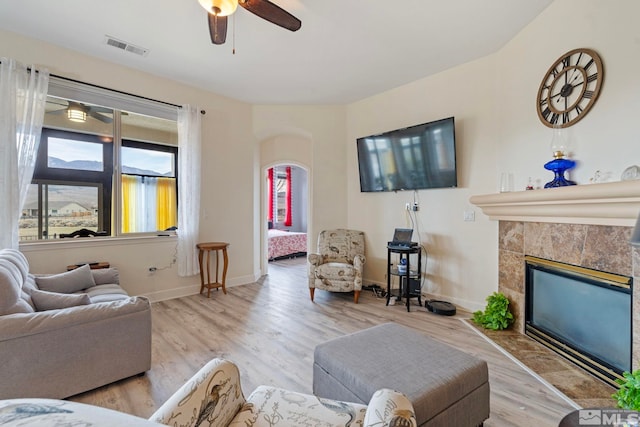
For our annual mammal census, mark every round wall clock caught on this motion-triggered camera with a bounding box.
[536,48,604,128]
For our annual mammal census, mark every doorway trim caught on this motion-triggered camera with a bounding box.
[261,161,311,275]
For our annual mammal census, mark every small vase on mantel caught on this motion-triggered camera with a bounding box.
[544,125,576,188]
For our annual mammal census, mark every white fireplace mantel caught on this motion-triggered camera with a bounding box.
[469,180,640,226]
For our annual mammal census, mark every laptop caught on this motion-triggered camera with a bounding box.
[388,228,417,249]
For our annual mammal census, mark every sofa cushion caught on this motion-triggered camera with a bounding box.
[36,264,96,293]
[84,284,130,303]
[0,249,34,315]
[22,275,37,310]
[0,296,150,341]
[91,268,119,285]
[31,289,91,311]
[230,386,367,427]
[316,262,356,281]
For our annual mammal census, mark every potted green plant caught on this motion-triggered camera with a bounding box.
[472,292,514,330]
[613,369,640,410]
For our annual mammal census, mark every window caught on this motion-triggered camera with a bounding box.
[19,80,178,242]
[267,166,292,227]
[275,169,287,223]
[121,140,177,233]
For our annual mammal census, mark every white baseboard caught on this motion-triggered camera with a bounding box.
[422,292,485,314]
[144,284,200,303]
[142,274,258,303]
[362,278,485,313]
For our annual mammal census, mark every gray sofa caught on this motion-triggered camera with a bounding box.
[0,248,152,399]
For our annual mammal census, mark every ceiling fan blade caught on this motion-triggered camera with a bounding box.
[67,101,85,110]
[47,99,69,107]
[239,0,301,32]
[89,110,113,124]
[91,106,113,114]
[208,13,228,44]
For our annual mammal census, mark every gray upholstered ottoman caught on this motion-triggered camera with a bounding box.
[313,323,489,427]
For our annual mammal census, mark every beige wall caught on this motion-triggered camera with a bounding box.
[3,0,639,311]
[345,0,640,311]
[346,57,499,309]
[496,0,640,187]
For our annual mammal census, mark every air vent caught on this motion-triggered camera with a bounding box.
[104,35,149,57]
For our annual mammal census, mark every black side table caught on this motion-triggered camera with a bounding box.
[386,245,422,312]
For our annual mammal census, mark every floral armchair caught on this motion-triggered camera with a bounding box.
[307,229,366,303]
[150,358,416,427]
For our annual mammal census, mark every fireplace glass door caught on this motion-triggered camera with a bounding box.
[525,256,632,386]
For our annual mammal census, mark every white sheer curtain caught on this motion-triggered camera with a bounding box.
[0,58,49,249]
[177,105,202,276]
[122,175,159,233]
[143,177,158,232]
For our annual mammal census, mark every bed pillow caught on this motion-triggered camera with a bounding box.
[35,264,96,293]
[30,289,91,311]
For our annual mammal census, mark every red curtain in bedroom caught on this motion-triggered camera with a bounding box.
[284,166,292,226]
[267,168,274,222]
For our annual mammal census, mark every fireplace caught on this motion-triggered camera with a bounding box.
[524,255,632,387]
[470,181,640,371]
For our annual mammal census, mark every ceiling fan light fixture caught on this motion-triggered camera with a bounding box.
[67,107,87,123]
[198,0,238,16]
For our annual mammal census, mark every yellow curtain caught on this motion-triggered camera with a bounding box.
[156,177,177,230]
[121,175,137,233]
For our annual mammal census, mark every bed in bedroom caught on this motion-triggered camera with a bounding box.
[268,229,307,261]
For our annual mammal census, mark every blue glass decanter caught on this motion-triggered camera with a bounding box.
[544,156,576,187]
[544,125,576,188]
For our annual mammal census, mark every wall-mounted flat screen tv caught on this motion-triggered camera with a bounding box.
[356,116,457,192]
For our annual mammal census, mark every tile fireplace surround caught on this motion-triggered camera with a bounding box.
[470,180,640,369]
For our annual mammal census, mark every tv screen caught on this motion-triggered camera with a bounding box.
[356,117,457,192]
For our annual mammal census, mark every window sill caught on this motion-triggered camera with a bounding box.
[19,234,177,252]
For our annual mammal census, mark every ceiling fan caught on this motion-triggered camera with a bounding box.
[47,101,113,123]
[198,0,301,45]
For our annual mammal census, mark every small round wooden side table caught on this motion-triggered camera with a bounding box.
[196,242,229,298]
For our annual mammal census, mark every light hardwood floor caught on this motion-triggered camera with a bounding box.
[70,257,577,426]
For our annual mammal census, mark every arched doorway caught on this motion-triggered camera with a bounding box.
[264,164,309,269]
[259,133,312,275]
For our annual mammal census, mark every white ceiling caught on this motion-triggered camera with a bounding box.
[0,0,553,105]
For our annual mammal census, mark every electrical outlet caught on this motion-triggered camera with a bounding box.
[463,211,475,222]
[405,203,411,211]
[411,203,419,212]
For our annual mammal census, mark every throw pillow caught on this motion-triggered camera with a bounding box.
[91,268,119,285]
[35,264,96,293]
[30,289,91,311]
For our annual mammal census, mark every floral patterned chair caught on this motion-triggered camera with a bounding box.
[307,229,366,303]
[150,358,416,427]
